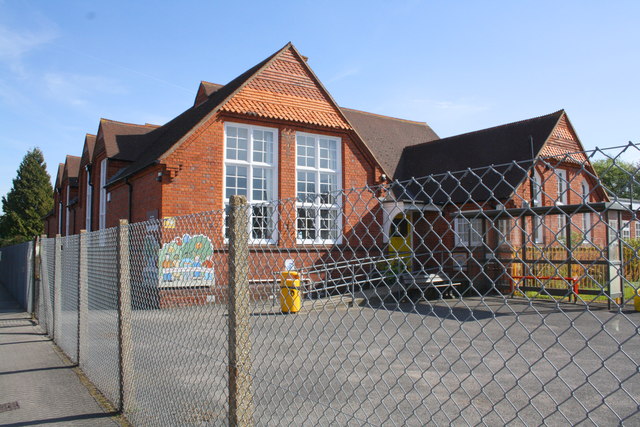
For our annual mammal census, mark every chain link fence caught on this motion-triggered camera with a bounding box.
[33,144,640,425]
[58,234,80,362]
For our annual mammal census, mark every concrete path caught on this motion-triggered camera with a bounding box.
[0,283,121,426]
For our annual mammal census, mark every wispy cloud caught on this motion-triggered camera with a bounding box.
[44,73,127,106]
[328,67,359,83]
[0,23,58,74]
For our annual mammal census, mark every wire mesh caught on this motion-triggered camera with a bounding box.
[82,227,121,408]
[40,237,55,337]
[57,234,80,363]
[31,143,640,425]
[124,214,230,426]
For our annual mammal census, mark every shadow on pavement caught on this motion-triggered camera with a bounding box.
[364,300,512,321]
[0,339,52,346]
[0,411,120,427]
[0,364,78,376]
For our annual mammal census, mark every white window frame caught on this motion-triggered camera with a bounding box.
[455,217,483,247]
[58,200,62,234]
[85,170,92,232]
[636,221,640,239]
[498,218,511,246]
[532,171,543,207]
[223,122,278,244]
[99,159,107,230]
[558,214,567,239]
[295,132,342,245]
[557,169,567,205]
[65,185,70,235]
[533,216,544,244]
[582,180,591,241]
[609,219,618,240]
[622,223,631,240]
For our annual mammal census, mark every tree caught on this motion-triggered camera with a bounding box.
[0,148,53,246]
[592,158,640,199]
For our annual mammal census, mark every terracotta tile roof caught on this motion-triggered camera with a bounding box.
[107,43,301,185]
[396,110,565,203]
[220,49,350,129]
[107,43,431,185]
[341,108,439,177]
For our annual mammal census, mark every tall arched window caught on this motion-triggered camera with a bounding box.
[533,172,544,243]
[582,181,591,240]
[532,172,543,207]
[557,170,567,204]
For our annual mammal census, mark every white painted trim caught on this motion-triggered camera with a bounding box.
[223,122,279,245]
[294,132,343,245]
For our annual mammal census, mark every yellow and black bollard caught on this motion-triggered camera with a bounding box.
[280,271,302,313]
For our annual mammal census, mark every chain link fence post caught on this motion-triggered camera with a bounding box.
[228,195,254,426]
[117,219,135,414]
[77,230,87,365]
[53,234,62,340]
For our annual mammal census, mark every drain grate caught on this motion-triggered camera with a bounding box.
[0,401,20,413]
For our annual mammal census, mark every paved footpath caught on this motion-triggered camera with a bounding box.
[0,283,121,426]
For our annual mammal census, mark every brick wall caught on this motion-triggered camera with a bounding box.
[159,112,382,247]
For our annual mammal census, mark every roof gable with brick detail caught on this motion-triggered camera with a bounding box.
[539,114,588,164]
[108,42,387,185]
[220,47,351,130]
[396,110,607,204]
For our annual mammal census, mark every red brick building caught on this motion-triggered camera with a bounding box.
[43,42,624,304]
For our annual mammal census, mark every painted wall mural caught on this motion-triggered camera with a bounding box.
[158,234,215,287]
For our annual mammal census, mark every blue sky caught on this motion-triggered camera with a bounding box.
[1,1,639,207]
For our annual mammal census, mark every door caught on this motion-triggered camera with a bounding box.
[389,213,412,271]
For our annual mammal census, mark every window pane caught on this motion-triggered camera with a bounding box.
[320,173,337,204]
[297,208,316,240]
[224,204,230,239]
[533,173,542,206]
[252,168,273,201]
[471,218,483,246]
[297,135,315,167]
[455,218,470,246]
[498,219,510,244]
[533,217,543,244]
[319,208,339,240]
[297,171,316,203]
[558,215,567,239]
[253,129,274,164]
[319,138,337,170]
[252,204,274,240]
[557,170,567,204]
[226,126,248,161]
[225,165,247,199]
